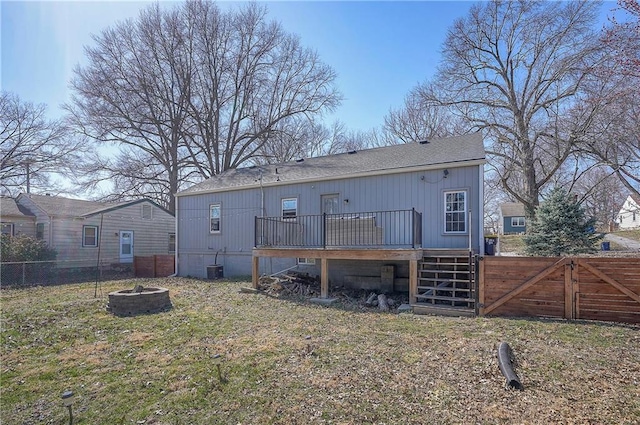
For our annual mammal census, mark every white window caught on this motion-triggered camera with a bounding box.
[83,226,98,247]
[297,258,316,265]
[210,204,221,233]
[1,223,14,236]
[511,217,525,227]
[282,198,298,219]
[444,191,467,233]
[142,204,152,220]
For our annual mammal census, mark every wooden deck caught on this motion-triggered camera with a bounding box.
[252,247,477,317]
[252,247,423,299]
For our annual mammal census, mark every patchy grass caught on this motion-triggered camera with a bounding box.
[2,278,639,424]
[498,234,526,254]
[613,229,640,243]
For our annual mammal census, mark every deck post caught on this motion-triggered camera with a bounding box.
[411,208,415,248]
[409,258,418,304]
[252,255,259,289]
[321,257,329,298]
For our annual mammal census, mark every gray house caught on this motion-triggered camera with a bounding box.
[176,133,486,314]
[0,197,36,238]
[5,194,176,269]
[498,202,527,234]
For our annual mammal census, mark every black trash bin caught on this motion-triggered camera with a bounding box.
[484,236,498,256]
[207,265,224,279]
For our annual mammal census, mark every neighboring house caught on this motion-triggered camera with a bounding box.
[3,194,175,268]
[498,202,526,234]
[176,133,486,313]
[617,194,640,229]
[0,197,36,238]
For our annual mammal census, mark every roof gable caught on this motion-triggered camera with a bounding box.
[179,133,485,196]
[0,197,35,217]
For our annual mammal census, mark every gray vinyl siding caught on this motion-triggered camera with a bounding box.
[177,164,482,278]
[502,216,527,234]
[12,199,174,268]
[0,216,36,238]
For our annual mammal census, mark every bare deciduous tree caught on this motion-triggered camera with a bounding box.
[382,87,466,145]
[67,0,340,212]
[419,1,604,220]
[572,167,628,230]
[67,3,194,212]
[1,92,84,196]
[574,1,640,198]
[605,0,640,78]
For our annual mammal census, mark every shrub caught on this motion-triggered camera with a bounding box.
[524,188,603,256]
[1,234,57,286]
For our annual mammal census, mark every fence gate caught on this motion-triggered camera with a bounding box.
[479,257,640,324]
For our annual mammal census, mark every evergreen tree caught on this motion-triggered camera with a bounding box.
[524,188,603,256]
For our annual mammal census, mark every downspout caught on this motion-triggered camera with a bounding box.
[174,193,179,277]
[94,213,104,297]
[478,164,485,255]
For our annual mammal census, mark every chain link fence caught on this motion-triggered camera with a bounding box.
[0,257,135,287]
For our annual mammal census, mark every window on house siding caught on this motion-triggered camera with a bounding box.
[444,191,467,233]
[282,198,298,219]
[83,226,98,247]
[168,233,176,253]
[297,257,316,265]
[511,217,525,227]
[1,223,14,236]
[36,223,44,239]
[210,204,221,233]
[142,204,152,220]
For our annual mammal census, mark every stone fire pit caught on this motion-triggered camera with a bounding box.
[107,285,172,316]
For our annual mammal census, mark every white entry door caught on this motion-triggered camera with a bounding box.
[119,230,134,263]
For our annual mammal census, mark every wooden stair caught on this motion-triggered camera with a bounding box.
[412,251,476,316]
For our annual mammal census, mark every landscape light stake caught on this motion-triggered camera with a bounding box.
[62,390,74,425]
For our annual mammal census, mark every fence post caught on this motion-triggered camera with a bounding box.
[22,262,26,286]
[564,260,575,320]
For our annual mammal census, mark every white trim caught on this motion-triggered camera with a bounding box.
[176,159,487,197]
[82,225,99,247]
[209,203,221,233]
[297,257,316,265]
[443,190,468,234]
[282,197,298,219]
[119,230,134,263]
[511,217,525,227]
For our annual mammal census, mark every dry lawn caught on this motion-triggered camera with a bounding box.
[1,278,639,424]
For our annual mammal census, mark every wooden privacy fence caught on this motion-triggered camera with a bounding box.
[478,257,640,324]
[134,255,175,278]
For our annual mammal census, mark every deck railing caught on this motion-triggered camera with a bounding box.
[255,209,422,249]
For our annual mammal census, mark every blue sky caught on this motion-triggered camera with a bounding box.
[0,1,618,133]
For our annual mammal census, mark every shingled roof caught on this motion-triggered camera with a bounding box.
[178,132,485,196]
[19,194,115,217]
[500,202,525,217]
[16,194,173,218]
[0,197,35,217]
